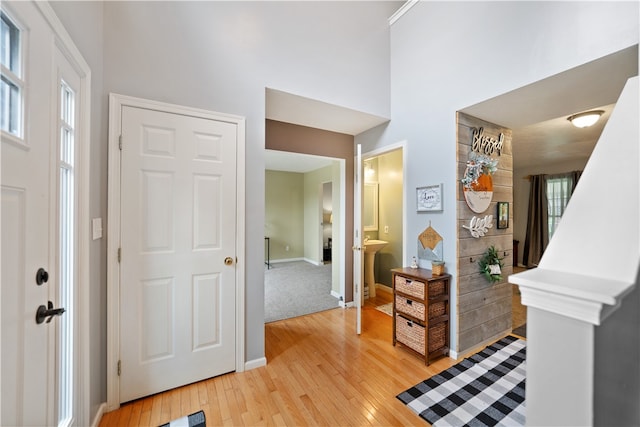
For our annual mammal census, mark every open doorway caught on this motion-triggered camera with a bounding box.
[361,145,405,320]
[264,149,345,322]
[457,45,637,344]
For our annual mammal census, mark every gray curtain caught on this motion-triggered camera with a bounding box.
[523,174,548,267]
[522,171,582,267]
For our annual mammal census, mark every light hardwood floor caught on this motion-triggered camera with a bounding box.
[99,289,460,426]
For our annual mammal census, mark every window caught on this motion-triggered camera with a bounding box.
[546,176,573,238]
[58,80,75,427]
[1,11,23,137]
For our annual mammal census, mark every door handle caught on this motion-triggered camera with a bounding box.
[224,257,234,266]
[36,301,66,324]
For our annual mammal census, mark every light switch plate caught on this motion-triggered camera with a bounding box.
[92,218,103,240]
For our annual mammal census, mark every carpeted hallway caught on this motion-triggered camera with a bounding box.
[264,261,340,323]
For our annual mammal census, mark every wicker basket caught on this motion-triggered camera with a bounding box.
[428,280,445,298]
[395,295,425,321]
[395,276,425,299]
[428,322,447,353]
[432,262,445,276]
[428,301,446,319]
[395,314,425,355]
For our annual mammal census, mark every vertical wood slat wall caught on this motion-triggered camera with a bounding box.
[456,112,514,354]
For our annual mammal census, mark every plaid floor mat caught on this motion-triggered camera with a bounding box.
[397,335,526,426]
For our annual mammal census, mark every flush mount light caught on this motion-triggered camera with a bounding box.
[567,110,604,128]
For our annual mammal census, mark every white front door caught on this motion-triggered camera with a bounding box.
[118,103,238,403]
[2,2,88,426]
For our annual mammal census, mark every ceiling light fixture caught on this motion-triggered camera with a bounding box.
[567,110,604,128]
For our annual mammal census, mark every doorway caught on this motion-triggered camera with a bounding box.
[264,150,344,322]
[361,145,405,319]
[457,45,637,346]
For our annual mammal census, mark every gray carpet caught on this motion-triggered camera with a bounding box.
[265,261,340,323]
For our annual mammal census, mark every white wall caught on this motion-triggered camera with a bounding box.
[357,0,639,353]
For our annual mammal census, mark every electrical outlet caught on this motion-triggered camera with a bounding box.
[285,245,290,251]
[384,225,389,233]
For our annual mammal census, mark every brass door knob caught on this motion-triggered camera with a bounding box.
[224,257,234,266]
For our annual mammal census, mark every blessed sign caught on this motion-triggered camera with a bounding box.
[471,127,504,156]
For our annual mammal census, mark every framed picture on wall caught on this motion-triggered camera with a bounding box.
[417,184,443,212]
[497,201,509,229]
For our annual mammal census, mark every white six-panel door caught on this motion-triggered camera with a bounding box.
[118,105,238,403]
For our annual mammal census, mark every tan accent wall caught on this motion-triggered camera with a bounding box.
[376,149,403,287]
[456,112,513,354]
[266,119,355,302]
[265,170,305,260]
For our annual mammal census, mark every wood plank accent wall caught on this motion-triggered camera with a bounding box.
[456,112,514,354]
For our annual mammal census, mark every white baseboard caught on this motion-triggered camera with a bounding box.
[268,257,304,264]
[91,402,106,427]
[245,356,267,371]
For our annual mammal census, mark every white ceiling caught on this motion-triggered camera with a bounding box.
[265,45,638,172]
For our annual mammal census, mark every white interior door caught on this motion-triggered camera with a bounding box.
[353,144,363,334]
[118,104,238,403]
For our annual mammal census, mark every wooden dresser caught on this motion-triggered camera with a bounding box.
[391,267,450,365]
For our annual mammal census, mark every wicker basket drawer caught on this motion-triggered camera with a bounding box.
[428,322,447,353]
[395,314,425,355]
[428,301,446,319]
[395,295,425,321]
[395,275,425,299]
[428,280,446,298]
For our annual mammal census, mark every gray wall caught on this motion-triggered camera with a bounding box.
[44,0,640,421]
[594,271,640,426]
[356,0,639,356]
[50,0,396,420]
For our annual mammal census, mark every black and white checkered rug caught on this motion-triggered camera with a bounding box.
[397,335,526,426]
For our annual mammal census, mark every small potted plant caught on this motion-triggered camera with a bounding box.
[478,245,504,283]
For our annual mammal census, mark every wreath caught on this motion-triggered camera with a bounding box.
[478,245,504,283]
[460,152,498,190]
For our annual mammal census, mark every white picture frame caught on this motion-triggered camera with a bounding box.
[417,184,443,212]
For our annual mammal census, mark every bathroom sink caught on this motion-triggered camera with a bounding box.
[364,240,388,253]
[363,240,387,301]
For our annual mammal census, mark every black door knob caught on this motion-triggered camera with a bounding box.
[36,268,49,285]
